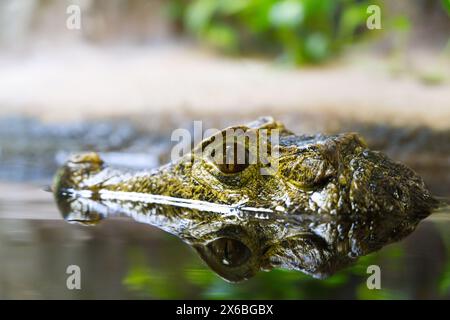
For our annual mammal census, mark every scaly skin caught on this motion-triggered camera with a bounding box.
[54,117,437,217]
[53,117,438,281]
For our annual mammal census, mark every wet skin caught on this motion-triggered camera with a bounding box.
[53,117,438,281]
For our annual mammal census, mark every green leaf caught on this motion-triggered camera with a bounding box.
[185,0,217,33]
[217,0,249,15]
[204,25,238,52]
[304,33,329,62]
[340,4,368,38]
[269,0,304,28]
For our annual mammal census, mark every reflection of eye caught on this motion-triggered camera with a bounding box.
[212,144,250,174]
[207,238,251,267]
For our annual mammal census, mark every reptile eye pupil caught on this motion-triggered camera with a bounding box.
[207,238,251,267]
[214,144,249,174]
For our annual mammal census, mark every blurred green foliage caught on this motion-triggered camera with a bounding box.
[437,221,450,295]
[123,242,419,300]
[167,0,382,65]
[443,0,450,16]
[123,249,184,299]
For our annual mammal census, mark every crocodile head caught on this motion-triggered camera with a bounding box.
[54,117,437,218]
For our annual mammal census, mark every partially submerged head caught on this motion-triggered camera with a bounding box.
[52,117,439,282]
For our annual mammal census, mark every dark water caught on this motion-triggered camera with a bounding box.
[0,115,449,299]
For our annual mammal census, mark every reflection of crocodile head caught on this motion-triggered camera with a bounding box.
[53,117,438,281]
[56,193,431,282]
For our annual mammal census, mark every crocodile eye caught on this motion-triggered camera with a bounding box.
[207,237,251,267]
[213,144,250,174]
